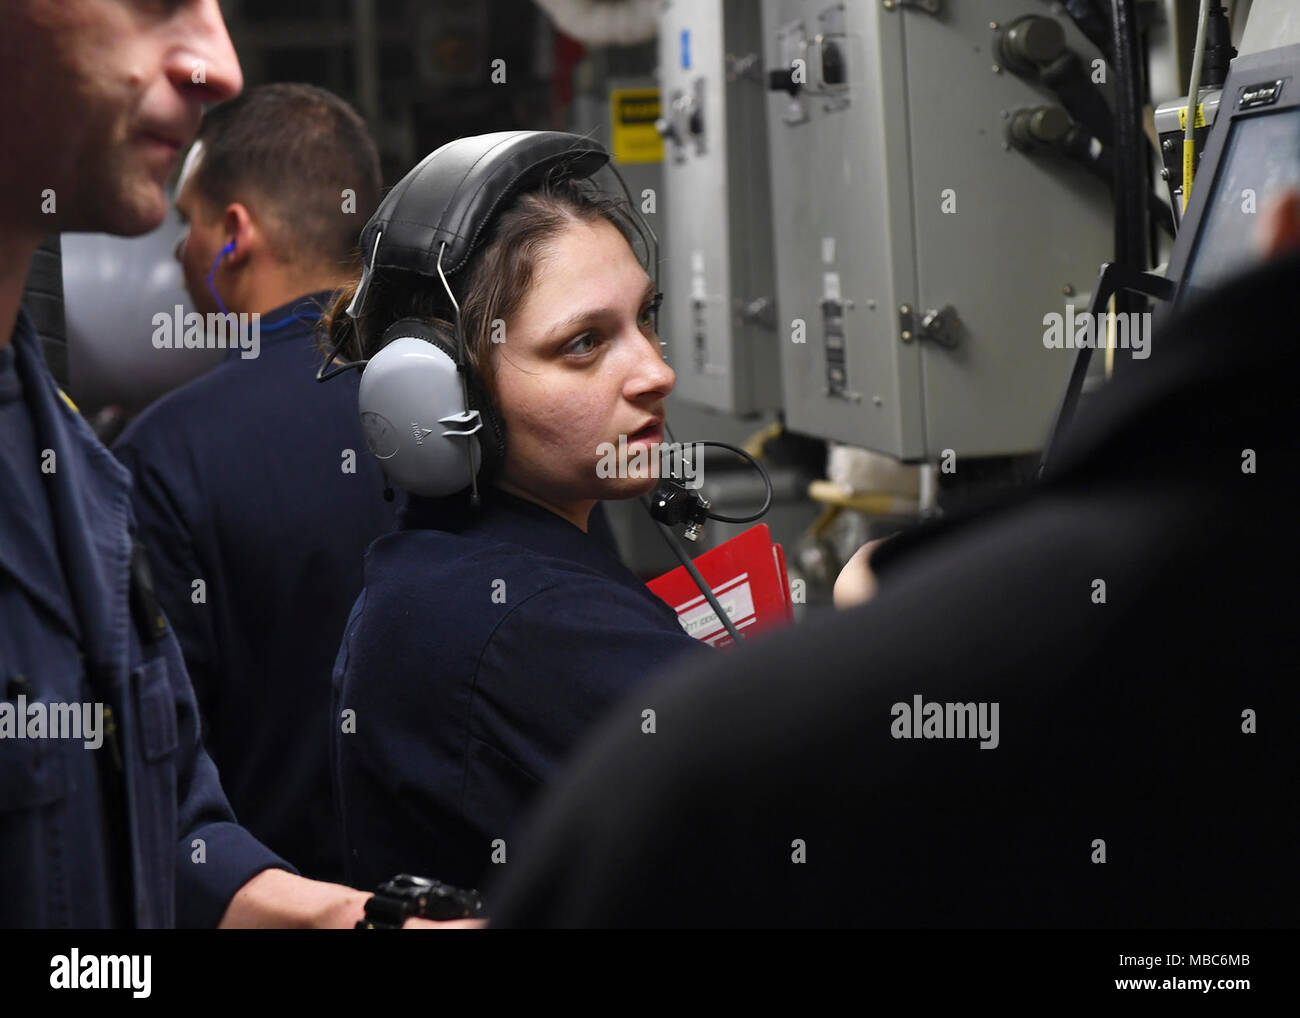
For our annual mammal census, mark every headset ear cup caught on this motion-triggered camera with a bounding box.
[366,315,506,496]
[410,326,506,479]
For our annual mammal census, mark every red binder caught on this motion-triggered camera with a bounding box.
[646,524,794,648]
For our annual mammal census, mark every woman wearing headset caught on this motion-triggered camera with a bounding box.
[322,133,706,896]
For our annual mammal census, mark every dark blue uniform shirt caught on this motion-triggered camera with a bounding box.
[332,487,705,894]
[113,293,396,882]
[0,310,289,927]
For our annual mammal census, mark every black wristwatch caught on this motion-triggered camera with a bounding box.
[355,874,485,928]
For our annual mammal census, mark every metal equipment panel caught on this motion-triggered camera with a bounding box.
[762,0,1113,460]
[657,0,782,415]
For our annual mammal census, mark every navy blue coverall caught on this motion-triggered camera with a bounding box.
[0,311,289,927]
[332,487,704,895]
[113,293,396,882]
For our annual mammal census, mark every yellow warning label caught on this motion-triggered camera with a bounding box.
[1177,103,1208,131]
[610,88,663,164]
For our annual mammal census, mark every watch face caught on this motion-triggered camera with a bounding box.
[365,875,482,923]
[382,875,435,899]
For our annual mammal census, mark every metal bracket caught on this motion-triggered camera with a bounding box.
[883,0,943,14]
[899,303,961,348]
[438,409,483,438]
[1039,263,1176,478]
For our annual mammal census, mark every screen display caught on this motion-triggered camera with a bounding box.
[1179,102,1300,302]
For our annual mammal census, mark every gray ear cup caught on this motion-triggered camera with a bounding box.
[358,332,483,498]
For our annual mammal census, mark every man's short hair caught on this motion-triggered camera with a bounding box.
[191,83,381,272]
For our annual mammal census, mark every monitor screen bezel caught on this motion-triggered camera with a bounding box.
[1165,42,1300,309]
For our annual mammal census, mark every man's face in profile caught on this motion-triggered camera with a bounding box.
[0,0,242,237]
[172,141,226,315]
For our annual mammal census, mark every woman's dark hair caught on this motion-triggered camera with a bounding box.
[318,170,642,401]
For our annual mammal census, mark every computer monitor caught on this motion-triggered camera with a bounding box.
[1041,42,1300,475]
[1168,43,1300,308]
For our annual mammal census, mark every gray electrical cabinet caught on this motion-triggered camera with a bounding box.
[761,0,1114,459]
[657,0,782,415]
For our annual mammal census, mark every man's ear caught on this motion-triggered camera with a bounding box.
[1256,189,1300,260]
[220,202,257,265]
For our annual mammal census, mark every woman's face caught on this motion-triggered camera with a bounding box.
[492,216,676,527]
